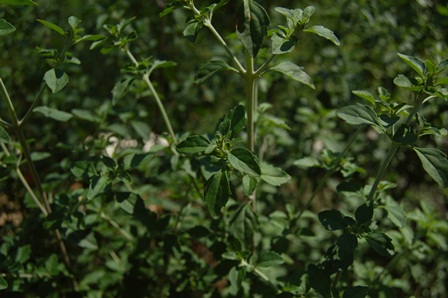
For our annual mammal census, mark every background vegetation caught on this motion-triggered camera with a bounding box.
[0,0,447,297]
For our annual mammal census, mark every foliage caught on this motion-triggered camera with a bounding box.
[0,0,447,297]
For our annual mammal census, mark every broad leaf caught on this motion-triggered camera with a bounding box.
[0,126,11,143]
[177,135,211,154]
[235,0,270,57]
[271,61,315,89]
[37,19,65,35]
[256,251,284,267]
[242,175,257,196]
[397,53,425,78]
[352,90,376,106]
[34,106,73,122]
[260,162,291,186]
[271,33,297,55]
[228,147,261,176]
[230,203,255,250]
[304,25,340,46]
[204,171,231,217]
[0,19,15,36]
[414,147,448,188]
[44,68,69,93]
[393,74,413,88]
[195,60,237,84]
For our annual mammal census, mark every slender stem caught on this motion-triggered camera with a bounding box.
[292,126,363,228]
[0,118,12,128]
[19,82,47,126]
[246,54,256,152]
[125,49,178,145]
[203,18,246,74]
[100,212,134,241]
[255,54,276,76]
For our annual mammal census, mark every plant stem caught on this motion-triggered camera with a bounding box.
[20,82,47,125]
[246,54,256,152]
[125,49,178,145]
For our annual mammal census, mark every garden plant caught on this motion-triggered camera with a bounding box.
[0,0,447,297]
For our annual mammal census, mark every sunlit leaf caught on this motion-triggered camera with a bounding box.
[44,68,69,93]
[304,25,340,46]
[271,61,315,89]
[34,106,73,122]
[398,53,425,78]
[37,19,65,35]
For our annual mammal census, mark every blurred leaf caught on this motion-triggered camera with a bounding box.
[271,61,315,89]
[414,147,448,188]
[228,147,261,176]
[366,232,394,256]
[308,264,331,297]
[187,226,210,238]
[398,53,425,77]
[343,286,369,298]
[0,0,37,4]
[337,104,382,129]
[15,245,31,263]
[112,78,133,105]
[336,233,358,259]
[177,135,211,154]
[0,19,15,36]
[393,125,418,145]
[37,19,65,35]
[257,251,284,267]
[352,90,376,106]
[394,74,413,88]
[204,171,231,218]
[355,203,373,224]
[44,68,69,93]
[230,203,255,250]
[242,175,257,196]
[235,0,270,57]
[0,126,11,142]
[183,20,202,42]
[0,276,7,290]
[229,266,246,294]
[195,60,237,84]
[385,197,406,228]
[34,106,73,121]
[304,25,340,45]
[260,162,290,186]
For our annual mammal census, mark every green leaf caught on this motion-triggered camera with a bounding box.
[87,176,111,200]
[194,60,237,84]
[229,266,246,294]
[228,147,261,176]
[0,276,7,290]
[352,90,376,106]
[355,203,373,224]
[336,233,358,259]
[366,232,394,256]
[34,106,73,122]
[229,104,246,138]
[242,175,257,196]
[414,147,448,188]
[177,135,211,154]
[183,20,203,43]
[37,19,65,35]
[397,53,425,78]
[260,162,291,186]
[393,125,418,145]
[394,74,413,88]
[0,19,15,36]
[15,245,31,263]
[0,0,37,5]
[271,32,298,55]
[44,68,69,93]
[343,286,369,298]
[230,203,256,250]
[384,197,406,228]
[304,25,340,46]
[270,61,315,89]
[204,171,231,218]
[308,264,331,297]
[257,251,284,267]
[235,0,270,57]
[112,78,133,105]
[318,209,347,230]
[336,104,382,129]
[0,126,11,143]
[122,152,155,170]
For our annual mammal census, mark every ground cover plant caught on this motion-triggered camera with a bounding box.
[0,0,447,297]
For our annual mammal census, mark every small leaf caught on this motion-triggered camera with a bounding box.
[0,19,15,36]
[414,147,448,188]
[256,251,284,267]
[271,32,297,55]
[336,104,382,129]
[384,197,406,228]
[112,78,133,105]
[343,286,369,298]
[308,264,331,297]
[242,175,257,196]
[177,135,211,154]
[37,19,65,35]
[0,0,37,5]
[260,162,291,186]
[355,203,373,224]
[352,90,376,106]
[397,53,425,78]
[34,106,73,122]
[394,74,413,88]
[228,147,261,176]
[0,276,7,290]
[230,203,256,250]
[229,266,246,294]
[318,209,347,230]
[229,104,246,138]
[393,125,418,145]
[44,68,69,93]
[0,126,11,143]
[195,60,237,84]
[271,61,315,89]
[183,20,203,42]
[336,233,358,259]
[304,25,340,46]
[366,232,394,256]
[235,0,270,57]
[204,171,231,218]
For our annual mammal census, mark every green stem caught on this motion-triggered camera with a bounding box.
[0,118,11,128]
[125,49,178,145]
[246,53,256,152]
[20,82,47,126]
[255,54,276,76]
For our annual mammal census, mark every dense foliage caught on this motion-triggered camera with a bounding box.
[1,0,447,297]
